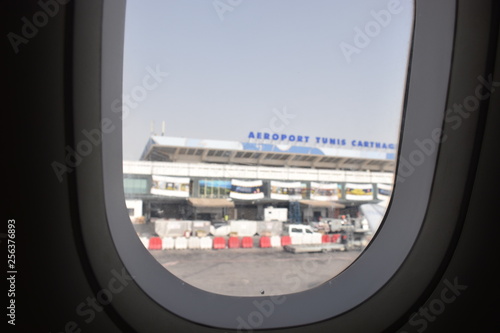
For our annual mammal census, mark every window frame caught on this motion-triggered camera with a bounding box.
[70,0,490,331]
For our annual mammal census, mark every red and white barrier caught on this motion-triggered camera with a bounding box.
[281,236,292,246]
[213,237,226,249]
[331,233,341,243]
[141,234,337,250]
[260,236,271,248]
[242,237,253,248]
[148,237,162,250]
[228,236,240,249]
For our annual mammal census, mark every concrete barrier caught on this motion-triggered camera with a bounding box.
[229,220,257,237]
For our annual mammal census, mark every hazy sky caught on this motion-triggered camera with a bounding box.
[122,0,414,160]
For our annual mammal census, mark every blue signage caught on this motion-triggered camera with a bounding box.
[248,131,396,150]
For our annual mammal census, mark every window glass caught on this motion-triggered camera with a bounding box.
[123,0,414,296]
[124,178,148,194]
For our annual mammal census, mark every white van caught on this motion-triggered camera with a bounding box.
[284,224,322,245]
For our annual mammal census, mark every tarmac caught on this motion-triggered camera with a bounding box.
[149,247,362,297]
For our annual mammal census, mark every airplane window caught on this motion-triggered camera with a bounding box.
[122,0,413,298]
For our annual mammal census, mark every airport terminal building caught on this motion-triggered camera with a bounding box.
[124,135,396,224]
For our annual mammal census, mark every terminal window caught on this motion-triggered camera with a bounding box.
[122,0,414,296]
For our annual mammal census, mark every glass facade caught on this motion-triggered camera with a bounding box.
[124,178,148,194]
[199,179,231,198]
[123,176,392,203]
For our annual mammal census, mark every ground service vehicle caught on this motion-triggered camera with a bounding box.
[283,222,359,253]
[283,240,348,254]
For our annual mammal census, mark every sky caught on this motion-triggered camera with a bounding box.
[122,0,414,160]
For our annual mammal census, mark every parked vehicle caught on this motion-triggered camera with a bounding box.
[283,223,320,237]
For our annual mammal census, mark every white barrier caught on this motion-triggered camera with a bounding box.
[139,236,149,248]
[200,237,213,250]
[188,237,201,249]
[174,237,188,250]
[270,236,281,248]
[162,237,175,250]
